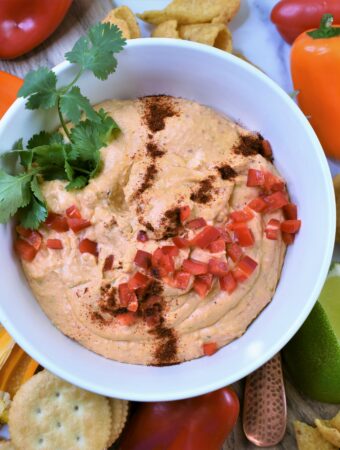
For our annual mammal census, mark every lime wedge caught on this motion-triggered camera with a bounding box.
[283,263,340,403]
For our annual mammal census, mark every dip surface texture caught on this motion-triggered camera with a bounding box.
[22,96,286,365]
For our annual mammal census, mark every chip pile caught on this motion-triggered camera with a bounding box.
[295,412,340,450]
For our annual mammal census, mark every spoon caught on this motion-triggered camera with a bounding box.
[243,353,287,447]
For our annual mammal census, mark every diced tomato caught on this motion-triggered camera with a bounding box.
[247,169,265,187]
[16,225,31,238]
[172,236,190,249]
[186,217,207,230]
[262,140,273,159]
[208,239,226,253]
[232,267,248,282]
[182,259,208,275]
[127,298,139,313]
[67,218,91,233]
[281,220,301,234]
[248,197,267,212]
[283,203,298,220]
[226,221,247,232]
[66,205,81,219]
[234,225,254,247]
[103,255,114,272]
[193,278,210,298]
[202,342,217,356]
[190,226,221,249]
[230,207,254,223]
[236,256,258,279]
[227,243,243,262]
[16,227,42,251]
[46,239,63,249]
[128,272,150,290]
[162,254,175,273]
[161,246,179,257]
[152,248,168,277]
[208,258,229,277]
[45,212,69,232]
[196,273,213,288]
[217,228,232,243]
[282,232,295,245]
[264,192,288,211]
[173,271,191,290]
[79,239,98,256]
[116,312,136,326]
[14,238,37,262]
[219,272,237,294]
[137,230,148,242]
[180,205,191,223]
[118,283,138,307]
[264,172,285,193]
[134,250,152,270]
[265,219,281,240]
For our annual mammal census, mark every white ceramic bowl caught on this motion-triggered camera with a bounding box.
[0,39,335,401]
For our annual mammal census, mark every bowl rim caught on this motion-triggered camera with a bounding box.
[0,38,336,401]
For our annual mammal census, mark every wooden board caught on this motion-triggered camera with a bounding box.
[0,1,338,448]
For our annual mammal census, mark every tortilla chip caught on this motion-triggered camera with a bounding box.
[316,418,340,447]
[179,23,232,52]
[294,421,337,450]
[102,6,141,39]
[152,20,180,38]
[334,174,340,243]
[330,411,340,430]
[138,0,240,26]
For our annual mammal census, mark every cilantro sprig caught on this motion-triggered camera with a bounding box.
[0,23,126,229]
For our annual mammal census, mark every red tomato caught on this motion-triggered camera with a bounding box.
[281,219,301,234]
[180,205,191,222]
[196,273,213,287]
[128,272,150,290]
[116,312,137,326]
[79,239,98,256]
[248,197,267,212]
[190,226,221,249]
[45,212,69,232]
[46,239,63,250]
[0,0,72,59]
[67,218,91,233]
[283,203,298,220]
[119,387,239,450]
[202,342,218,356]
[161,245,179,257]
[230,207,254,223]
[66,205,81,219]
[16,227,42,251]
[219,272,237,294]
[236,256,258,278]
[118,283,138,307]
[137,230,149,242]
[264,192,289,211]
[186,217,207,230]
[0,71,23,118]
[208,258,229,277]
[265,219,281,240]
[263,172,285,193]
[271,0,340,44]
[134,250,152,270]
[247,169,265,187]
[152,248,175,275]
[14,238,37,261]
[234,225,254,247]
[172,236,190,249]
[173,271,191,290]
[216,228,232,243]
[282,232,295,245]
[227,243,243,262]
[261,140,273,159]
[193,278,210,298]
[182,259,208,275]
[103,255,114,272]
[208,239,226,253]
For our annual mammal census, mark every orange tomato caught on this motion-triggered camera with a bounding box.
[0,71,23,118]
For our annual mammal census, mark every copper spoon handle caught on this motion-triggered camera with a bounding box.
[243,353,287,447]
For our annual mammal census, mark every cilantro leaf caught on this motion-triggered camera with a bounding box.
[19,196,47,229]
[12,139,24,150]
[33,144,69,181]
[0,171,32,224]
[59,86,100,124]
[30,176,44,203]
[65,23,126,80]
[66,176,87,191]
[18,68,58,110]
[27,131,64,149]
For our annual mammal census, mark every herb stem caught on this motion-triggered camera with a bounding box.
[57,98,72,142]
[61,69,84,93]
[70,166,91,174]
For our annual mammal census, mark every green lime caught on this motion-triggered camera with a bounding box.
[283,263,340,403]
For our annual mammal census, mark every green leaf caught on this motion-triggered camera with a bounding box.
[0,171,32,224]
[30,176,44,203]
[18,68,58,110]
[66,176,88,191]
[307,14,340,39]
[27,131,64,149]
[64,160,74,181]
[19,196,48,229]
[65,23,126,80]
[33,144,69,181]
[59,86,100,124]
[12,138,23,150]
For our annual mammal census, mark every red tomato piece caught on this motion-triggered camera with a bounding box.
[186,217,207,230]
[196,273,214,288]
[172,236,190,249]
[134,250,152,270]
[248,197,268,212]
[230,207,254,223]
[217,228,232,243]
[180,205,191,223]
[264,192,289,211]
[227,243,243,262]
[103,255,114,272]
[190,226,221,249]
[219,272,237,294]
[282,232,295,245]
[127,298,139,313]
[173,271,191,290]
[208,239,226,253]
[208,258,229,277]
[234,225,254,247]
[66,205,82,219]
[116,312,137,326]
[67,218,91,233]
[202,342,218,356]
[232,267,248,282]
[118,283,138,307]
[128,272,150,290]
[137,230,149,242]
[45,212,69,232]
[46,239,63,250]
[237,256,258,278]
[79,239,98,256]
[16,225,31,238]
[264,172,285,193]
[14,238,37,262]
[265,218,281,240]
[16,227,42,251]
[161,245,179,257]
[283,203,298,220]
[281,219,301,234]
[247,168,265,187]
[262,140,273,159]
[182,259,208,275]
[193,278,210,298]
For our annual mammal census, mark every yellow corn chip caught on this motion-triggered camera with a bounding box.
[152,20,180,38]
[138,0,240,26]
[102,11,131,39]
[316,418,340,448]
[179,23,232,52]
[330,411,340,430]
[294,421,337,450]
[102,6,141,39]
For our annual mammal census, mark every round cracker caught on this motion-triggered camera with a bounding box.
[106,398,129,447]
[9,370,111,450]
[0,442,17,450]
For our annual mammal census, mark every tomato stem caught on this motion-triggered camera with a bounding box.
[307,13,340,39]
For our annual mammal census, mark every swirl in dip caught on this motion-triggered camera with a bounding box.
[20,95,291,365]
